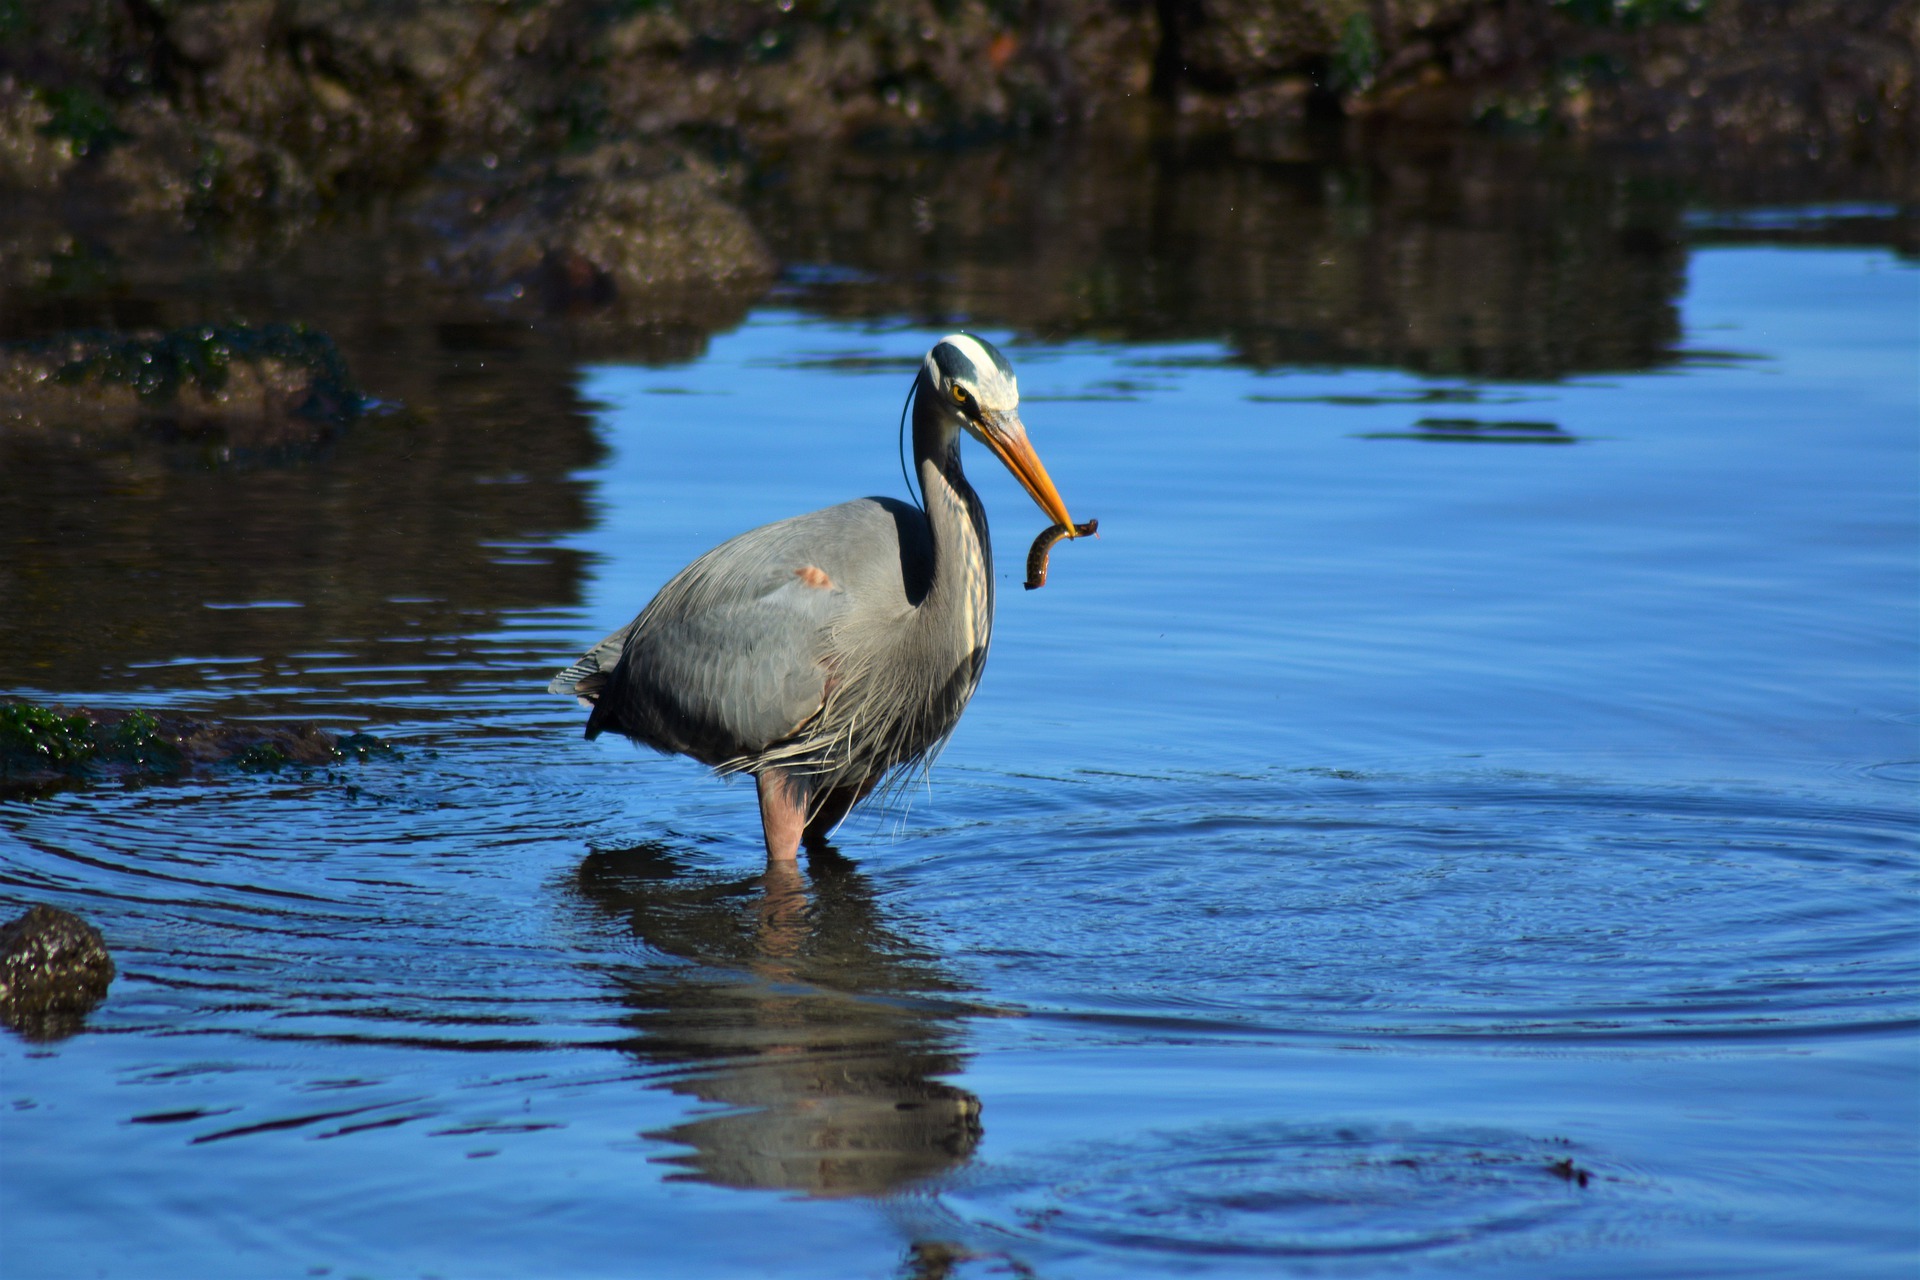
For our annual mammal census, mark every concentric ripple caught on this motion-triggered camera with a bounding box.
[0,724,629,1051]
[930,1122,1624,1266]
[905,768,1920,1047]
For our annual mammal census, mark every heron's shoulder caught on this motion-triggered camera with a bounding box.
[797,497,933,586]
[723,497,927,563]
[768,495,923,538]
[657,497,921,599]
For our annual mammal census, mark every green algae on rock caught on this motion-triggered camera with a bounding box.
[0,700,382,792]
[0,703,100,772]
[0,323,365,445]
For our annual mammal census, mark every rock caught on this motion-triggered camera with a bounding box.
[96,108,318,224]
[0,701,378,794]
[0,76,82,189]
[2,0,1909,189]
[429,148,776,320]
[0,324,365,451]
[0,904,115,1040]
[1346,0,1916,160]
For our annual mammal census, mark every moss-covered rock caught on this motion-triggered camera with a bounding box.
[0,703,98,772]
[0,700,380,792]
[97,109,318,223]
[102,711,185,772]
[1342,0,1912,161]
[0,76,84,189]
[0,323,365,446]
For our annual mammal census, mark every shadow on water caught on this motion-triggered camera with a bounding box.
[572,842,983,1197]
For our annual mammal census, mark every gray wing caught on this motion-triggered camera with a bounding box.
[551,497,925,768]
[547,625,631,703]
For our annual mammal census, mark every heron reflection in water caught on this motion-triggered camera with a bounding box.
[551,334,1085,860]
[574,844,983,1196]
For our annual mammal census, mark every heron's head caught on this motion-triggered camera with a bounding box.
[922,333,1074,529]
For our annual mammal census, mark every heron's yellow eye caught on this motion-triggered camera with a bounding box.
[950,384,968,404]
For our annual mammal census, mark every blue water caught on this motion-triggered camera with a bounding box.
[2,244,1915,1277]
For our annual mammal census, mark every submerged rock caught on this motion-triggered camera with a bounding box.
[0,324,365,450]
[0,701,385,793]
[0,903,115,1040]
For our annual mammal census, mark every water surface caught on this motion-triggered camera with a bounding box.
[2,163,1915,1278]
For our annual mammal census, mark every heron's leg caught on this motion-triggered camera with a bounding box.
[756,768,807,863]
[802,777,878,851]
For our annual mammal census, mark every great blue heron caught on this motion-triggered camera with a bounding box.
[550,333,1084,861]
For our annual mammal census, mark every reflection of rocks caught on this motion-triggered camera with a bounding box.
[0,378,595,697]
[0,140,755,710]
[0,903,114,1041]
[754,137,1692,378]
[0,127,1905,702]
[575,845,982,1197]
[430,147,776,321]
[0,204,615,696]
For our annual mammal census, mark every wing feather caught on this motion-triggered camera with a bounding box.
[551,498,920,769]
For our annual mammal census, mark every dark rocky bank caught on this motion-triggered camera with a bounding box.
[0,1,1908,321]
[3,1,1909,182]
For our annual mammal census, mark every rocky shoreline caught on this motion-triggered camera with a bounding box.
[2,2,1908,337]
[0,2,1907,454]
[5,2,1909,188]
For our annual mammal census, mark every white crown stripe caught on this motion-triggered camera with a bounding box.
[930,333,1019,411]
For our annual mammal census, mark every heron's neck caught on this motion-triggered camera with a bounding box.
[912,396,994,631]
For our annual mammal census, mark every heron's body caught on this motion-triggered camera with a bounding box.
[551,334,1079,861]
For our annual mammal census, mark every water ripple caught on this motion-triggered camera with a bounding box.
[901,770,1920,1048]
[921,1121,1636,1269]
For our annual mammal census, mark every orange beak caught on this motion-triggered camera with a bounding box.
[976,410,1076,532]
